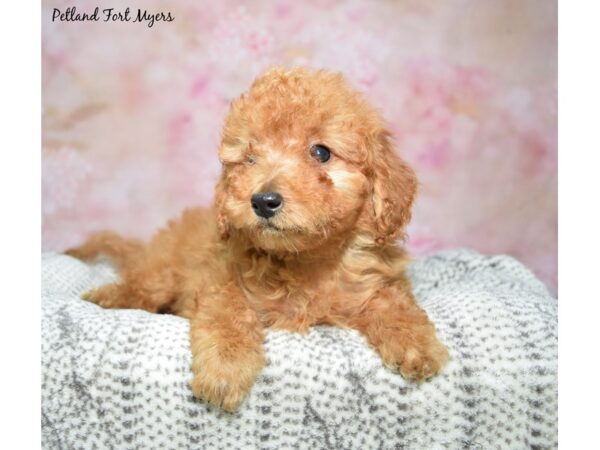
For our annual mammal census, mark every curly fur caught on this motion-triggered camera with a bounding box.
[67,67,449,412]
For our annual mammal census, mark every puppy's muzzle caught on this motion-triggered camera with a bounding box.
[251,192,283,219]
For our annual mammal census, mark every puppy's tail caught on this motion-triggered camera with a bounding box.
[65,231,143,270]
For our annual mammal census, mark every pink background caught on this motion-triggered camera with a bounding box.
[42,0,557,295]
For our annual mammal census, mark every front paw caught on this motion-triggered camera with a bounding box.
[190,350,265,412]
[82,284,122,308]
[380,329,450,381]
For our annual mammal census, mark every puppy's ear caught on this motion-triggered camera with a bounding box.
[214,175,230,241]
[365,129,417,245]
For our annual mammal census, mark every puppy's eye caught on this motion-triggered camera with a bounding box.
[310,144,331,163]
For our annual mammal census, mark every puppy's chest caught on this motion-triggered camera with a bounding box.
[238,264,374,329]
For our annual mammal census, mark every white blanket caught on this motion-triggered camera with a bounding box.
[41,249,557,449]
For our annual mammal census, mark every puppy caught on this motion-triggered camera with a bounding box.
[67,67,449,412]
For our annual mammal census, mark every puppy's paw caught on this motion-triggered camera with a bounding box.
[381,330,449,381]
[190,351,264,412]
[398,339,449,381]
[82,284,122,309]
[64,247,90,261]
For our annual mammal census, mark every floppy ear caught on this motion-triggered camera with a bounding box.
[214,174,231,241]
[365,129,417,245]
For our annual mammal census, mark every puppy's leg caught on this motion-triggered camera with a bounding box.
[83,264,176,313]
[348,284,449,380]
[189,282,265,412]
[69,232,177,313]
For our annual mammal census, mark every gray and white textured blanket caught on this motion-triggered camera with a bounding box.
[42,250,557,450]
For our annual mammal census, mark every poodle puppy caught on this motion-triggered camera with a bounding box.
[67,67,449,412]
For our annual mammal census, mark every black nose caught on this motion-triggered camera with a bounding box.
[251,192,283,218]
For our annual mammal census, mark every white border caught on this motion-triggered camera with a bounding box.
[0,1,41,448]
[559,0,600,447]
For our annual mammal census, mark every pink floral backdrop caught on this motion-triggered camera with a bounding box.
[42,0,557,294]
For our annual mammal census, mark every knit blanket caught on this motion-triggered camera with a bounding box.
[41,250,557,450]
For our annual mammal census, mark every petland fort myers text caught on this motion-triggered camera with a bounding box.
[52,6,174,28]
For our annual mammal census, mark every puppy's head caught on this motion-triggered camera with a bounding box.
[215,67,417,253]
